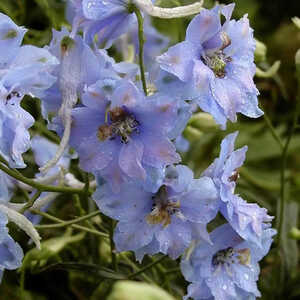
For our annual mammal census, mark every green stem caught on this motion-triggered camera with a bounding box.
[109,219,118,271]
[120,253,154,284]
[263,112,284,150]
[128,255,166,279]
[33,121,61,144]
[20,190,42,214]
[31,209,108,238]
[132,5,148,96]
[277,81,300,243]
[0,162,84,194]
[35,210,101,229]
[83,172,90,201]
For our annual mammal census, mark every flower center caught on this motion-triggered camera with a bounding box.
[228,169,239,182]
[201,32,232,78]
[212,247,251,267]
[98,107,140,144]
[146,185,180,227]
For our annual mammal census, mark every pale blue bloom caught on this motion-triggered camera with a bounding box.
[181,223,276,300]
[157,4,263,129]
[0,212,23,283]
[0,13,58,168]
[94,165,218,260]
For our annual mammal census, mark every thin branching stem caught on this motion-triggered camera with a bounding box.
[32,209,108,238]
[20,190,42,214]
[0,162,84,194]
[263,111,284,150]
[277,78,300,243]
[132,5,148,96]
[128,255,166,279]
[35,210,101,229]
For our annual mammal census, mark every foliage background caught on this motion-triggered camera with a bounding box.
[0,0,299,299]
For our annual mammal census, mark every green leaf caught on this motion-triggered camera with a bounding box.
[281,201,299,276]
[20,229,85,273]
[38,262,126,280]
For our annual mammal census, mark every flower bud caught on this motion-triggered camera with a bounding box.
[183,126,203,141]
[107,281,175,300]
[254,39,267,63]
[292,17,300,30]
[295,49,300,79]
[289,227,300,240]
[188,112,219,132]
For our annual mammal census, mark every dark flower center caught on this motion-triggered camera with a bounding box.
[201,32,232,78]
[147,185,180,227]
[98,107,140,144]
[212,247,235,266]
[5,91,21,104]
[212,247,251,267]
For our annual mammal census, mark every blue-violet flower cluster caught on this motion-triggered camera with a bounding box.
[0,2,275,299]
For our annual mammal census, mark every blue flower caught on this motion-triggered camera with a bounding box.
[202,131,247,205]
[0,212,23,283]
[221,195,274,249]
[202,132,274,248]
[0,13,58,168]
[94,164,218,260]
[70,0,136,48]
[68,79,181,190]
[0,171,14,204]
[181,223,276,300]
[157,4,263,129]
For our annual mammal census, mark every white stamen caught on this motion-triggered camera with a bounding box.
[133,0,204,19]
[0,204,41,249]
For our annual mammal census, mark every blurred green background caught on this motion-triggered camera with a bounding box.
[0,0,300,299]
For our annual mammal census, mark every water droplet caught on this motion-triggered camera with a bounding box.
[244,274,249,280]
[222,285,227,290]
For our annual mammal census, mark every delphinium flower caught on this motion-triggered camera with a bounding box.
[41,25,121,120]
[94,164,218,260]
[202,131,247,205]
[0,13,58,168]
[181,223,276,300]
[68,78,181,190]
[0,211,23,283]
[202,131,274,248]
[39,26,114,172]
[70,0,137,48]
[0,170,14,203]
[70,0,204,48]
[157,4,263,129]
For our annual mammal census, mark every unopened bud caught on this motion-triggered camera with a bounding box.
[289,227,300,240]
[183,126,203,141]
[295,49,300,78]
[254,39,267,63]
[107,281,175,300]
[188,112,219,132]
[292,17,300,30]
